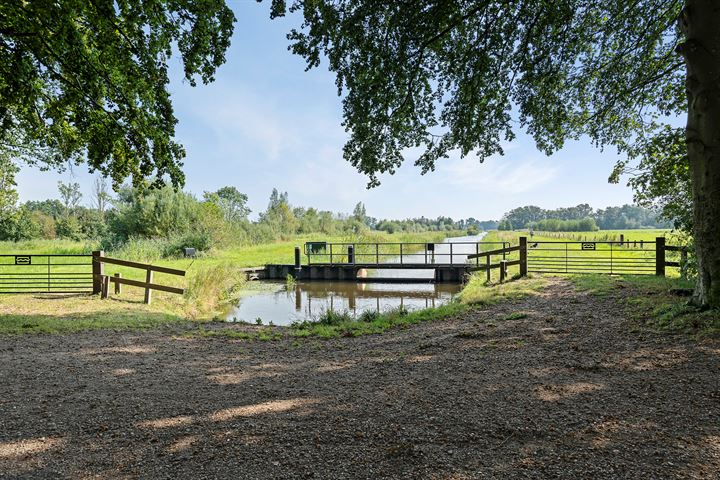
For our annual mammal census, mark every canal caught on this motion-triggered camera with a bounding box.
[227,234,487,326]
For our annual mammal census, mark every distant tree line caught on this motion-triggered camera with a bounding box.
[499,204,670,232]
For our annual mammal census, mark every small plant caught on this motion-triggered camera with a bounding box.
[359,310,381,323]
[255,317,263,325]
[285,274,296,289]
[387,305,409,317]
[316,309,353,326]
[504,312,528,320]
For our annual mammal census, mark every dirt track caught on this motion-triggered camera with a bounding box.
[0,279,718,479]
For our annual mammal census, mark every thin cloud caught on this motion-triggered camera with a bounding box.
[438,153,558,194]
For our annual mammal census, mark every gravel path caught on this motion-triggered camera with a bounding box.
[0,279,718,479]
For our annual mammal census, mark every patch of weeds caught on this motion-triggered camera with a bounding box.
[611,275,720,337]
[290,302,469,339]
[567,275,616,296]
[257,328,282,341]
[255,317,263,325]
[316,309,354,326]
[457,274,548,305]
[358,310,381,322]
[504,312,528,320]
[285,274,296,289]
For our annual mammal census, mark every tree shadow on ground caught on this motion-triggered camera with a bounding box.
[0,279,718,478]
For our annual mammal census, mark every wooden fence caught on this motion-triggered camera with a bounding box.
[92,251,185,304]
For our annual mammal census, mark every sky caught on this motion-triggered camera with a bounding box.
[17,1,641,221]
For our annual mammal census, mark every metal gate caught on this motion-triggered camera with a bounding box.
[0,254,95,294]
[526,240,658,275]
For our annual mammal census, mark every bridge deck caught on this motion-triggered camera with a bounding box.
[304,263,473,269]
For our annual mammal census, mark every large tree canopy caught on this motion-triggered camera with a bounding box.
[0,0,235,187]
[270,0,684,186]
[269,0,720,308]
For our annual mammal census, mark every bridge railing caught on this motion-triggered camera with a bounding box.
[304,241,510,266]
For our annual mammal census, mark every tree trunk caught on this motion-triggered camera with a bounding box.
[679,0,720,308]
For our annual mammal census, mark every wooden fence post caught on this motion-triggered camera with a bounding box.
[500,260,508,283]
[519,236,528,277]
[655,237,666,276]
[486,255,491,283]
[114,273,122,294]
[144,269,153,304]
[101,275,109,299]
[92,250,104,294]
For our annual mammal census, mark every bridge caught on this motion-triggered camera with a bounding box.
[259,240,521,283]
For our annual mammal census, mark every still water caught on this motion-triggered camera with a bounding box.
[226,234,486,326]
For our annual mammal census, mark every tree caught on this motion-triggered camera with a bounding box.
[57,181,82,217]
[203,186,251,222]
[0,1,235,187]
[352,202,367,224]
[91,176,111,218]
[0,153,19,220]
[270,0,720,307]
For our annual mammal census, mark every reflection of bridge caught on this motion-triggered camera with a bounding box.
[293,282,455,313]
[295,281,458,300]
[260,241,517,284]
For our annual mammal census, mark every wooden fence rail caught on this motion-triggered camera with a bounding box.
[92,251,185,304]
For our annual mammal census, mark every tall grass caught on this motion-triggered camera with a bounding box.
[183,263,246,318]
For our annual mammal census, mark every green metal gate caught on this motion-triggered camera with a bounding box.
[526,240,658,275]
[0,254,95,294]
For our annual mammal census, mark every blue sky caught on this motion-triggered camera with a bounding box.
[17,1,639,221]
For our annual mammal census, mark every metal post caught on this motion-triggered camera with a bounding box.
[656,237,666,276]
[294,246,301,270]
[450,243,453,265]
[519,236,527,277]
[47,255,51,292]
[348,245,354,264]
[400,244,403,265]
[330,244,333,265]
[376,244,379,264]
[92,250,104,295]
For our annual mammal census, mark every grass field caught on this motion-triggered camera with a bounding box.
[0,230,453,333]
[0,228,706,337]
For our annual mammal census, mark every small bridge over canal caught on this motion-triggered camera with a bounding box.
[258,240,521,284]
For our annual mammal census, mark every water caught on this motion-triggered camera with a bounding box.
[226,234,487,326]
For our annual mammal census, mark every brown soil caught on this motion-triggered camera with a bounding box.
[0,279,718,479]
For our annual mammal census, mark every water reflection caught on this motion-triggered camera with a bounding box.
[227,281,461,326]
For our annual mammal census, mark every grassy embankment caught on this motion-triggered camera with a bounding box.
[0,231,453,334]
